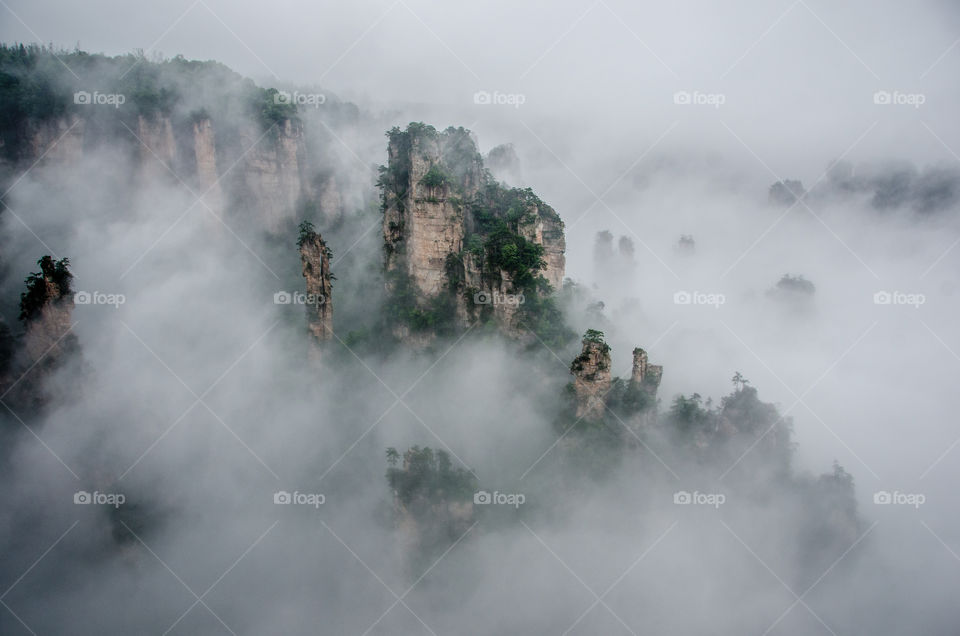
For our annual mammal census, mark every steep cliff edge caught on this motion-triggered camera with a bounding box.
[379,123,568,344]
[298,221,333,343]
[0,47,338,234]
[238,118,313,232]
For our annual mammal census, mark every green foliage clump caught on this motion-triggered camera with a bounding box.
[583,329,606,345]
[606,377,651,418]
[386,446,476,506]
[258,87,297,129]
[482,225,545,290]
[419,164,450,189]
[296,220,316,247]
[669,393,711,434]
[19,256,72,322]
[383,270,457,335]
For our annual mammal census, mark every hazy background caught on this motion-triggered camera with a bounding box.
[1,0,959,633]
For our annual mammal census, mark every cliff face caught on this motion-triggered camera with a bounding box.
[240,119,313,232]
[299,229,333,342]
[191,118,224,217]
[26,115,86,164]
[383,129,478,296]
[381,124,566,342]
[12,113,321,233]
[136,114,177,179]
[571,337,612,420]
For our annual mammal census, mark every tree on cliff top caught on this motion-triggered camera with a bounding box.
[19,256,72,322]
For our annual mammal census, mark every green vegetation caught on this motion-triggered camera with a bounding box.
[772,273,815,296]
[377,123,573,347]
[419,164,450,189]
[296,219,316,247]
[383,269,457,335]
[19,256,72,322]
[583,329,606,344]
[0,44,301,161]
[606,377,651,418]
[386,446,476,506]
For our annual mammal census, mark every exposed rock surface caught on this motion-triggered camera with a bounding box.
[13,113,322,233]
[240,119,312,232]
[2,256,78,410]
[27,115,85,164]
[631,347,663,396]
[23,281,74,362]
[299,229,333,342]
[570,336,612,420]
[568,336,663,424]
[136,114,177,179]
[191,117,224,217]
[381,124,566,341]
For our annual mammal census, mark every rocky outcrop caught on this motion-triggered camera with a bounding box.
[383,127,480,296]
[381,124,566,342]
[191,117,224,217]
[26,115,85,164]
[241,119,313,232]
[23,282,74,362]
[299,228,333,342]
[570,334,612,420]
[1,256,78,410]
[12,112,318,233]
[136,114,177,179]
[631,347,663,396]
[567,334,663,424]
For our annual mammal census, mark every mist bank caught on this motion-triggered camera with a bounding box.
[0,43,957,635]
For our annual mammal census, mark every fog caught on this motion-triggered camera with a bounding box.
[1,1,959,634]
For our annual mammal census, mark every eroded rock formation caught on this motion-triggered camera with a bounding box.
[569,334,663,424]
[380,123,566,342]
[570,334,612,420]
[12,113,323,234]
[631,347,663,396]
[241,119,313,232]
[299,226,333,343]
